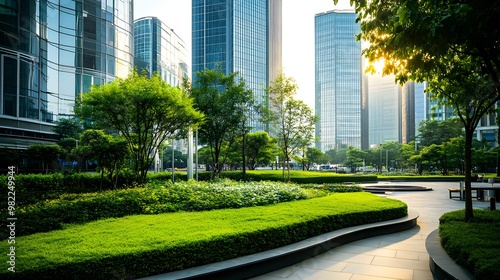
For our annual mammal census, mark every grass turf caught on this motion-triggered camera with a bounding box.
[2,192,406,279]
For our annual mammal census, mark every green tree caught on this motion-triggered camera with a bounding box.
[244,132,277,170]
[186,65,253,178]
[265,73,319,181]
[346,0,500,220]
[306,147,326,170]
[75,71,204,184]
[53,118,83,140]
[28,144,64,173]
[344,146,366,173]
[417,119,463,147]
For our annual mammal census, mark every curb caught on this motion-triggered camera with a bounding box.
[426,229,475,280]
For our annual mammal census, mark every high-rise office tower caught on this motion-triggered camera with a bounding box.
[192,0,282,132]
[134,16,189,87]
[0,0,134,149]
[368,74,402,146]
[401,81,427,143]
[315,10,364,151]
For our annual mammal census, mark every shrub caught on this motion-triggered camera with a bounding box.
[439,209,500,280]
[0,193,407,280]
[1,180,325,237]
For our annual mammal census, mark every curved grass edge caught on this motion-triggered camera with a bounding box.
[1,193,407,280]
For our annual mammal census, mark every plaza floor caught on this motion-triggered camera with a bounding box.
[249,181,495,280]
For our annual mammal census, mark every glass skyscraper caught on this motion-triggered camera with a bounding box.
[0,0,134,149]
[368,74,402,146]
[315,10,363,151]
[134,16,189,87]
[192,0,282,132]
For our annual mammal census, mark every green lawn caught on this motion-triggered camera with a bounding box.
[1,192,407,280]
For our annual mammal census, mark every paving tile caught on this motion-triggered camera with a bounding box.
[286,268,353,280]
[372,255,429,270]
[342,263,414,280]
[333,244,397,257]
[317,251,374,264]
[413,268,435,280]
[297,257,347,272]
[395,250,420,260]
[350,275,400,280]
[250,265,301,278]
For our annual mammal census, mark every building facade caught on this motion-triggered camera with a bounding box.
[315,10,364,151]
[0,0,134,149]
[191,0,282,132]
[368,74,402,146]
[134,16,189,87]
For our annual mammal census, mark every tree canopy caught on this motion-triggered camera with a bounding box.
[75,71,204,184]
[265,73,319,181]
[343,0,500,220]
[186,65,253,178]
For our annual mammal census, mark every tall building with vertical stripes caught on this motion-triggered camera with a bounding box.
[315,10,365,151]
[191,0,282,132]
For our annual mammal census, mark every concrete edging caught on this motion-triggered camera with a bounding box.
[140,210,419,280]
[426,229,475,280]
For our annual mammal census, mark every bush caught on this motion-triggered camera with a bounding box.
[439,209,500,280]
[0,193,407,280]
[1,180,326,237]
[0,172,184,206]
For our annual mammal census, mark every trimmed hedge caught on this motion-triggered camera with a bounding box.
[439,209,500,280]
[0,172,185,206]
[0,193,407,280]
[1,180,330,237]
[218,170,378,184]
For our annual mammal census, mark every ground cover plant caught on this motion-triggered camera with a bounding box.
[1,179,331,237]
[0,192,407,280]
[439,209,500,280]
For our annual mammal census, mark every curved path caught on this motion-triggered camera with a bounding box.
[251,181,495,280]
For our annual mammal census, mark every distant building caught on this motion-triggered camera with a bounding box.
[192,0,282,132]
[314,10,365,151]
[368,74,402,146]
[0,0,134,149]
[134,16,189,87]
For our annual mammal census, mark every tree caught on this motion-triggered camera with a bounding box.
[344,146,366,173]
[265,73,319,181]
[417,119,463,148]
[244,132,277,170]
[75,71,204,184]
[306,147,326,170]
[345,0,500,220]
[186,65,253,179]
[75,130,129,188]
[53,118,82,140]
[28,144,64,173]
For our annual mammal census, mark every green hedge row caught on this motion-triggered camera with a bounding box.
[0,172,187,206]
[439,209,500,280]
[0,193,407,280]
[0,171,373,206]
[218,170,378,184]
[1,180,331,237]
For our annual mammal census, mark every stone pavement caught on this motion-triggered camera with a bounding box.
[250,181,497,280]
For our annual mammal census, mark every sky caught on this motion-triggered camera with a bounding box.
[134,0,354,109]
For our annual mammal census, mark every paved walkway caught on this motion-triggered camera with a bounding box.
[250,181,498,280]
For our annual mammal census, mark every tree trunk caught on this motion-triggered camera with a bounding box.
[242,133,247,182]
[464,127,474,221]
